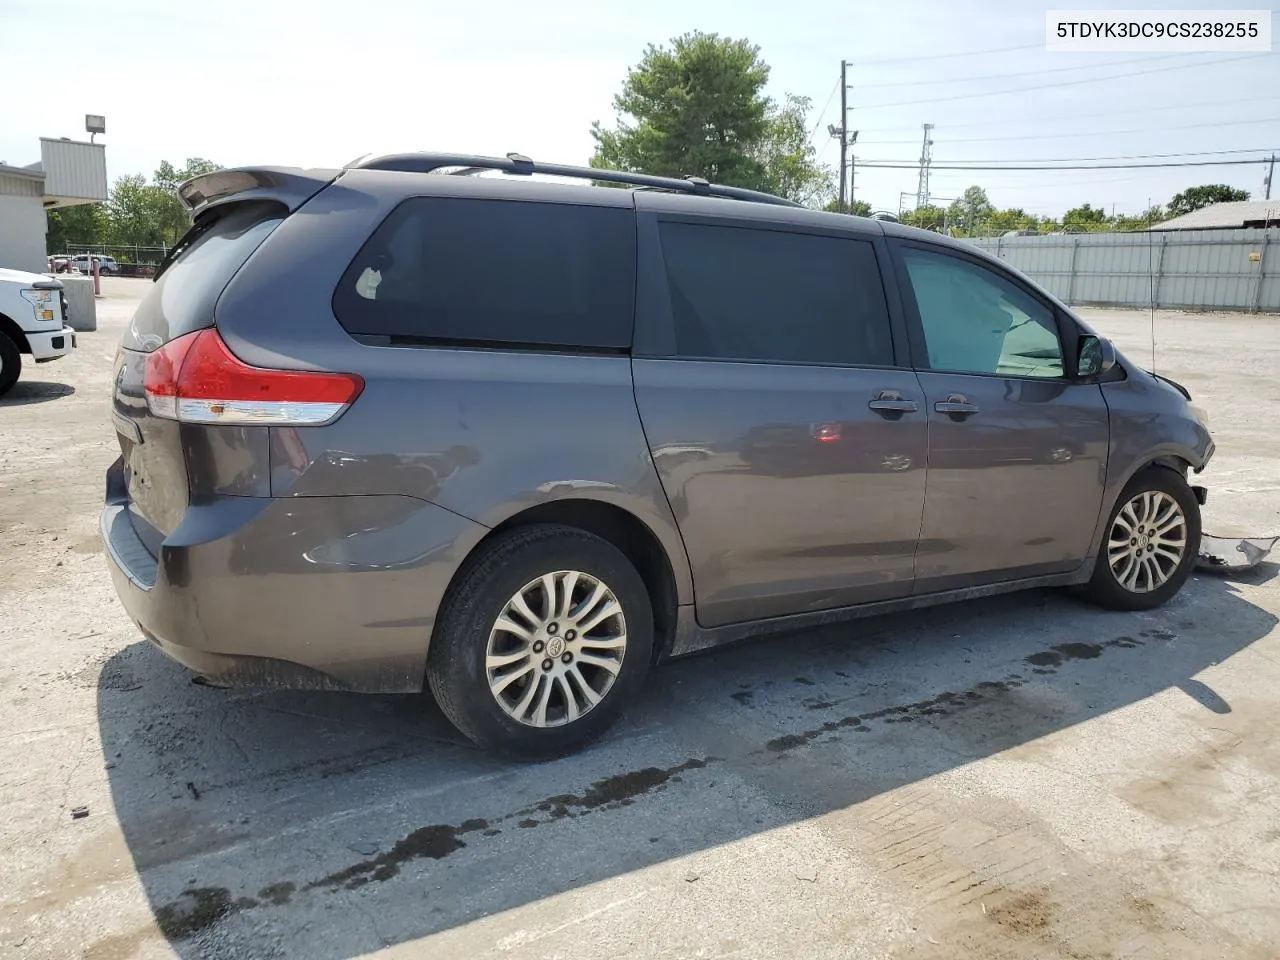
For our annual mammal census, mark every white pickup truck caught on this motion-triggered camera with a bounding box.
[0,267,77,396]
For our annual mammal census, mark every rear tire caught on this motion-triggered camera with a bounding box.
[0,333,21,397]
[427,523,654,759]
[1079,467,1200,611]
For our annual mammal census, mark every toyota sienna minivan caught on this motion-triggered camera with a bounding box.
[102,153,1214,756]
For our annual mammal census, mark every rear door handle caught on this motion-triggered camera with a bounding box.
[868,391,919,416]
[934,394,980,417]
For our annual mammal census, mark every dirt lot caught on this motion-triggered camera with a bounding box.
[2,278,1278,959]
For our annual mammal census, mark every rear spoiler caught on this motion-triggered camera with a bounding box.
[177,166,340,218]
[156,167,340,281]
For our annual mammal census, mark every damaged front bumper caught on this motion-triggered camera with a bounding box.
[1197,535,1278,574]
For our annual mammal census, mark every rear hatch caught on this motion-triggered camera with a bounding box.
[112,200,290,551]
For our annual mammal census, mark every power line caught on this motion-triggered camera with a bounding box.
[854,94,1280,134]
[858,158,1272,171]
[857,53,1269,110]
[849,41,1043,66]
[860,147,1280,165]
[807,78,840,144]
[857,115,1280,146]
[853,50,1197,89]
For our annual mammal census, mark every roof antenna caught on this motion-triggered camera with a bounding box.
[1147,195,1157,374]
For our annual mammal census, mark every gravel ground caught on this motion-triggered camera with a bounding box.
[1,278,1278,960]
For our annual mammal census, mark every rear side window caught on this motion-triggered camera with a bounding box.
[122,201,284,351]
[655,222,893,367]
[332,198,637,351]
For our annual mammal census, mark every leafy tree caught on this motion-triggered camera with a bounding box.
[1166,184,1249,217]
[753,95,835,207]
[45,203,106,253]
[104,174,170,247]
[1063,202,1107,228]
[153,158,221,245]
[986,207,1038,233]
[824,198,872,217]
[901,204,946,231]
[946,186,994,235]
[590,32,832,205]
[1112,205,1165,232]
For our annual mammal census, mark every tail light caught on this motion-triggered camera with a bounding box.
[144,329,363,425]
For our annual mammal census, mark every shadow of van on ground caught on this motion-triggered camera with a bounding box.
[95,571,1276,958]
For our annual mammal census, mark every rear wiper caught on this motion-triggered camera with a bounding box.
[153,215,218,281]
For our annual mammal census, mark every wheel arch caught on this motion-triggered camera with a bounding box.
[1087,449,1198,563]
[0,312,31,354]
[445,498,684,663]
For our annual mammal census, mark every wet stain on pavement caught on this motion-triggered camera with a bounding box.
[768,636,1148,754]
[257,881,295,906]
[1024,638,1143,672]
[529,758,711,821]
[308,820,490,891]
[155,886,253,940]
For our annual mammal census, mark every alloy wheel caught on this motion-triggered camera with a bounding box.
[485,570,627,727]
[1107,490,1187,593]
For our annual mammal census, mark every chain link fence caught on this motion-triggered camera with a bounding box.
[50,243,169,278]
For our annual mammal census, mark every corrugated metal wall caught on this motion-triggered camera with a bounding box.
[968,228,1279,313]
[0,173,43,198]
[39,138,108,201]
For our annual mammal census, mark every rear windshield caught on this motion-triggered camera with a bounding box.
[121,201,284,352]
[331,197,636,351]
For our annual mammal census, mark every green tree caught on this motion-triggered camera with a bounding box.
[590,32,832,205]
[1166,184,1249,217]
[153,158,221,245]
[1112,204,1165,232]
[900,203,946,231]
[946,186,994,235]
[104,174,170,247]
[45,203,106,254]
[753,94,835,207]
[824,198,872,217]
[986,207,1038,233]
[1063,202,1109,232]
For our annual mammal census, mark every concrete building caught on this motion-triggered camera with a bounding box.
[0,138,108,272]
[1150,199,1280,231]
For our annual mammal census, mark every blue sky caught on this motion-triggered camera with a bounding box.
[1,0,1275,217]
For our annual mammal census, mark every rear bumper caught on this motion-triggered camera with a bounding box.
[27,325,76,361]
[100,458,486,692]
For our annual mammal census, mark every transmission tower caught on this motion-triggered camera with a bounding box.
[915,123,934,209]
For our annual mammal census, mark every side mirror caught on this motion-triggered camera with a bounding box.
[1077,335,1116,378]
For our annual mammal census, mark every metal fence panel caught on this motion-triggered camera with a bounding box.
[970,228,1278,313]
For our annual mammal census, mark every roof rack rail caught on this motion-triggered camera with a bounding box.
[350,152,803,208]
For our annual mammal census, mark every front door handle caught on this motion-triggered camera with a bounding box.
[868,391,919,416]
[934,394,980,418]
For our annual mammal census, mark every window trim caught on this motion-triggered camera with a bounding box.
[889,237,1080,381]
[634,212,909,370]
[329,195,639,355]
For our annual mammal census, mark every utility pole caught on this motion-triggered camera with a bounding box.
[915,123,934,209]
[828,61,857,213]
[838,60,848,212]
[1266,153,1276,200]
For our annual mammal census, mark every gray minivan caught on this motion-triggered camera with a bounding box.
[102,154,1214,756]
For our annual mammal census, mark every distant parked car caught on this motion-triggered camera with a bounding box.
[102,153,1215,758]
[70,254,120,275]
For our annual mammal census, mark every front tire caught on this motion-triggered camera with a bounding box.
[0,333,21,397]
[1079,467,1201,611]
[427,524,654,759]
